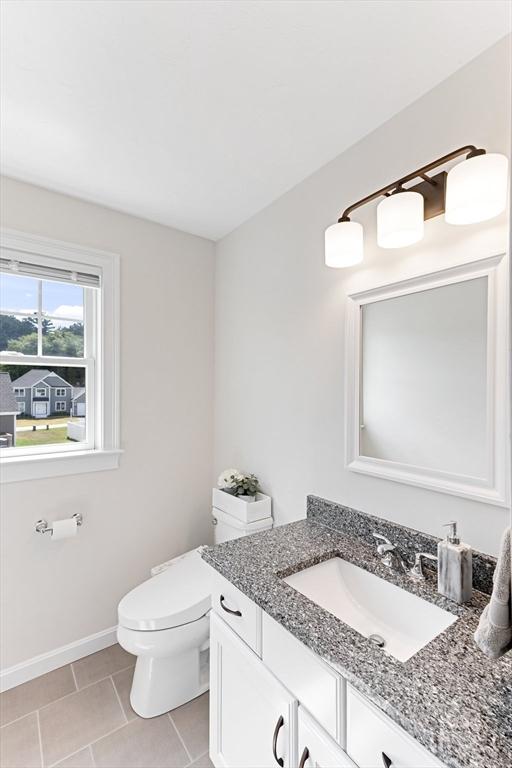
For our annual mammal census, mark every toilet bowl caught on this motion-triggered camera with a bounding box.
[117,508,272,718]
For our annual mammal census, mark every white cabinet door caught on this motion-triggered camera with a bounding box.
[262,613,344,743]
[210,612,297,768]
[297,708,357,768]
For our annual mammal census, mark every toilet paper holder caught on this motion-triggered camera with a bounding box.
[35,513,83,534]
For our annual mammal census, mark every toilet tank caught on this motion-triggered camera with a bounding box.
[212,507,273,544]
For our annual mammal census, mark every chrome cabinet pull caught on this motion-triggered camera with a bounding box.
[298,746,309,768]
[272,715,284,767]
[219,594,242,617]
[382,752,392,768]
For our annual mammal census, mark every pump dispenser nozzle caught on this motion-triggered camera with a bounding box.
[443,521,460,545]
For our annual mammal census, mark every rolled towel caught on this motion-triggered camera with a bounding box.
[474,527,511,659]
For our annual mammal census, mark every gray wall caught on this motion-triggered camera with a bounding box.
[214,38,511,556]
[0,176,215,669]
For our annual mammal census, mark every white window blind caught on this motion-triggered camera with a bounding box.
[0,256,100,288]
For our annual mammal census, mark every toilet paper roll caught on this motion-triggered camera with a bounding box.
[51,518,78,541]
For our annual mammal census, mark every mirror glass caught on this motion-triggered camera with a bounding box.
[360,277,488,478]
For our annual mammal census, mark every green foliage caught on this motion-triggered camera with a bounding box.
[0,314,86,386]
[0,314,34,351]
[6,332,38,355]
[28,317,55,335]
[67,323,84,336]
[234,473,260,498]
[2,316,84,357]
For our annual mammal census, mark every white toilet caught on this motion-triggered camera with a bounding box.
[117,507,272,718]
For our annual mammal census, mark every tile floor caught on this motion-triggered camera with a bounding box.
[0,645,212,768]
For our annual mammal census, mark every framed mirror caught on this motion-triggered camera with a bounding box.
[345,254,509,506]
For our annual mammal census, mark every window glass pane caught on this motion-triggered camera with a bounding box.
[42,321,84,357]
[42,281,83,321]
[0,274,38,314]
[0,314,37,353]
[0,275,85,358]
[42,280,84,357]
[0,364,87,449]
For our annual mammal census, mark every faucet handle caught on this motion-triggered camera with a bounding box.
[372,533,395,556]
[410,552,438,580]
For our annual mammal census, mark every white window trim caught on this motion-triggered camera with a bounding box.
[55,401,66,411]
[34,387,47,397]
[0,228,121,482]
[14,388,25,396]
[54,388,67,396]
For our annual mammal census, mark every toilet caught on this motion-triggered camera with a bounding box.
[117,507,272,718]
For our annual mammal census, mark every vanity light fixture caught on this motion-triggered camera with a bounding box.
[325,145,509,267]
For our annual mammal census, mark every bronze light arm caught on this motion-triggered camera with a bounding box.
[338,145,485,223]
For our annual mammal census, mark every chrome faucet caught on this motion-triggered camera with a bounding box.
[410,552,438,581]
[372,533,409,573]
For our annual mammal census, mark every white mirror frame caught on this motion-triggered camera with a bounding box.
[345,253,509,507]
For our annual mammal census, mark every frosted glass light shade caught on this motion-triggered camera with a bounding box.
[445,153,509,225]
[325,221,364,268]
[377,191,424,249]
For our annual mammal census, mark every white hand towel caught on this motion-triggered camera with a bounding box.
[474,527,511,659]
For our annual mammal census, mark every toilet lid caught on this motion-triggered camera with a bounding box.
[118,547,212,631]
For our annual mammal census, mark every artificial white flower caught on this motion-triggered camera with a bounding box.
[218,468,241,489]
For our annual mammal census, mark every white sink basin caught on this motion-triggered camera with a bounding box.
[283,557,457,662]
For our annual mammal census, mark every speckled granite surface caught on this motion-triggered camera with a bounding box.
[202,519,512,768]
[307,495,497,596]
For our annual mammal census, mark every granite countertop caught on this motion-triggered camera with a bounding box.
[201,518,512,768]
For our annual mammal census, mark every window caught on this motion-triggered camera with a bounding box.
[0,230,120,481]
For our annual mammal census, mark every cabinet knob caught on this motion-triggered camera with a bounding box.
[298,746,309,768]
[382,752,393,768]
[272,715,284,767]
[219,595,242,617]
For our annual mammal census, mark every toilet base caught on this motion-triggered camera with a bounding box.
[130,648,208,718]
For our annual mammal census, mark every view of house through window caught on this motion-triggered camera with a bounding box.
[0,269,91,451]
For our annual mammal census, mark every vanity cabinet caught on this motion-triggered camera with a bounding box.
[210,569,263,655]
[262,612,344,743]
[346,687,444,768]
[210,612,297,767]
[298,708,356,768]
[209,577,447,768]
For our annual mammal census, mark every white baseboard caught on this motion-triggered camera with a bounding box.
[0,626,118,692]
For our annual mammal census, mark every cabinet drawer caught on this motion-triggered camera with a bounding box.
[262,612,344,744]
[347,686,445,768]
[211,570,262,655]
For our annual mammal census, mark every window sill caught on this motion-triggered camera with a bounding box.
[0,449,123,483]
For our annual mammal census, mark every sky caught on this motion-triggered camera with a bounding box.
[0,274,83,326]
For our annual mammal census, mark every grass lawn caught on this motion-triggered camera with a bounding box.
[16,427,70,447]
[17,416,71,428]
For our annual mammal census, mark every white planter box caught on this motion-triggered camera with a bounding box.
[212,488,272,524]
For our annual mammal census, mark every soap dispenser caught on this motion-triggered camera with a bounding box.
[437,522,472,604]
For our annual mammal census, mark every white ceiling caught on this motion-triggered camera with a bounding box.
[1,1,510,241]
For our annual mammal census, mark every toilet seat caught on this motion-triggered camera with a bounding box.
[118,547,212,632]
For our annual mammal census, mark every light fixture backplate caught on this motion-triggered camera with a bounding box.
[407,171,447,220]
